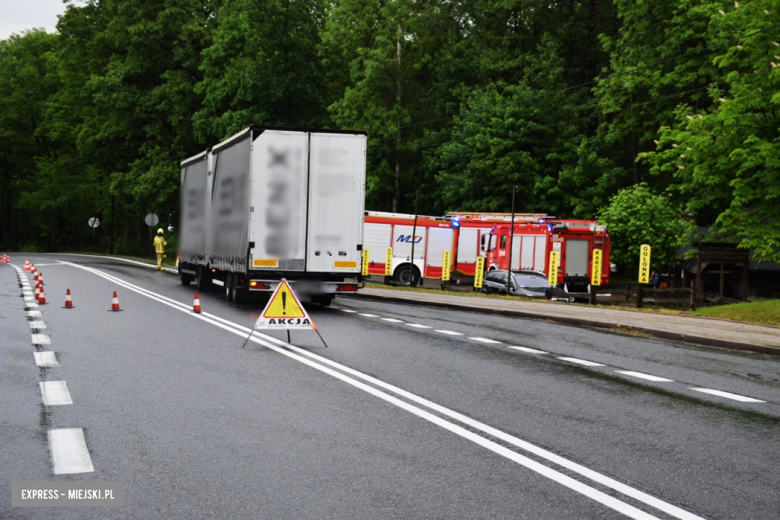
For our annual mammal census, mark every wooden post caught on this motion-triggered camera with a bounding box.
[718,262,725,303]
[589,284,596,305]
[696,255,703,302]
[635,284,643,309]
[690,280,696,311]
[742,262,749,302]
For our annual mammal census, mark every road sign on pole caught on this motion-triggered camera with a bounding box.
[638,244,651,283]
[385,248,393,276]
[548,251,560,286]
[144,213,159,227]
[474,257,485,289]
[361,250,370,276]
[88,217,100,229]
[591,249,603,286]
[442,251,451,281]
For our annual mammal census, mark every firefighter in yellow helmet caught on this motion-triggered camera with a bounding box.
[154,228,167,271]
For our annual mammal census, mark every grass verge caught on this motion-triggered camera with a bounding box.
[695,300,780,327]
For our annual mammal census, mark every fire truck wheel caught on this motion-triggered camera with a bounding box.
[393,265,420,286]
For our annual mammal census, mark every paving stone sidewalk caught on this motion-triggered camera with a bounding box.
[350,288,780,355]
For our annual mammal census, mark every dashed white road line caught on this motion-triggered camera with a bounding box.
[557,357,605,367]
[381,318,404,323]
[510,346,548,354]
[29,321,46,329]
[407,324,432,329]
[689,388,765,403]
[34,352,59,367]
[31,334,51,345]
[435,330,464,336]
[470,337,502,344]
[39,381,73,405]
[359,313,379,317]
[26,302,39,308]
[340,309,358,313]
[49,428,94,475]
[27,310,42,318]
[62,260,703,520]
[616,371,674,383]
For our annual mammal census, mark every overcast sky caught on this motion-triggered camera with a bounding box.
[0,0,69,40]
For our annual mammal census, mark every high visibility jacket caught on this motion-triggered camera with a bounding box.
[154,235,167,253]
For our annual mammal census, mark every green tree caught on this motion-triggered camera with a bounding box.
[644,2,780,262]
[194,0,329,144]
[598,183,688,271]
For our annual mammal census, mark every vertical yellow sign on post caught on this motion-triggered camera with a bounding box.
[361,250,370,276]
[442,251,451,281]
[548,251,560,286]
[385,247,393,276]
[638,244,651,283]
[474,257,485,288]
[591,249,603,286]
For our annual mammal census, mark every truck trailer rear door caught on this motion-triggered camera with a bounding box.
[306,133,366,273]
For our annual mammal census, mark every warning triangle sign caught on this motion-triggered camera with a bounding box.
[254,279,316,330]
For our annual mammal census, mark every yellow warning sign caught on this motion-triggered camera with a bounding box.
[385,247,393,276]
[638,244,651,284]
[591,249,603,286]
[548,251,560,286]
[442,251,451,281]
[361,250,370,276]
[254,278,315,330]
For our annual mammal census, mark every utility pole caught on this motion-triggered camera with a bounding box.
[408,188,419,287]
[506,185,518,295]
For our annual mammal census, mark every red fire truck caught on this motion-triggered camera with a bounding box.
[363,211,453,285]
[483,220,610,291]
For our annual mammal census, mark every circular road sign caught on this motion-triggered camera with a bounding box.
[144,213,159,227]
[88,217,100,229]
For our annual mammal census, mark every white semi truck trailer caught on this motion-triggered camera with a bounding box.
[178,125,367,304]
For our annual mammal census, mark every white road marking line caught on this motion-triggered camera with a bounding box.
[510,346,548,354]
[689,387,765,403]
[435,330,464,336]
[359,313,379,317]
[340,309,358,313]
[39,381,73,405]
[48,428,94,474]
[29,321,47,329]
[62,261,703,520]
[24,296,36,301]
[32,334,51,345]
[557,357,605,367]
[56,253,178,273]
[407,324,432,329]
[470,337,502,344]
[381,318,405,323]
[26,302,39,308]
[616,371,674,383]
[34,352,59,367]
[27,310,42,317]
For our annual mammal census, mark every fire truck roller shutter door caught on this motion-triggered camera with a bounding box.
[565,239,590,276]
[520,236,535,270]
[457,228,479,263]
[364,223,392,264]
[533,236,547,271]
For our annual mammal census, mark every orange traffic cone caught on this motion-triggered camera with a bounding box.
[192,293,202,314]
[109,291,122,312]
[34,284,41,300]
[63,289,75,309]
[24,259,31,271]
[38,288,47,305]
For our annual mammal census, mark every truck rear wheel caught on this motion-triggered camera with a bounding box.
[224,274,233,301]
[180,266,194,286]
[394,265,420,286]
[231,274,245,304]
[196,266,212,292]
[314,295,333,306]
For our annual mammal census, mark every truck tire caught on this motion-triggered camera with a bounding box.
[314,295,333,307]
[224,274,233,301]
[231,274,245,304]
[393,265,420,286]
[196,266,212,292]
[180,266,194,286]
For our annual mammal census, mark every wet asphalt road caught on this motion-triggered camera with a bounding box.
[1,254,779,520]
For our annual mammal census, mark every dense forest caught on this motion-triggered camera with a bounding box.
[0,0,778,263]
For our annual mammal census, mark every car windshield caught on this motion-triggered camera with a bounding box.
[512,273,548,288]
